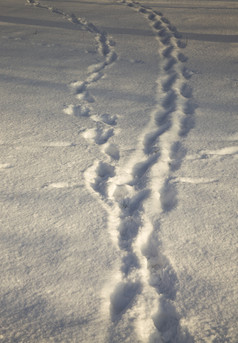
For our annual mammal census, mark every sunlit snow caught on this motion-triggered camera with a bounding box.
[1,0,237,342]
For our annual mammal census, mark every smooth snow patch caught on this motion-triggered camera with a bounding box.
[43,182,81,189]
[202,146,238,156]
[47,182,70,189]
[0,163,13,170]
[42,141,75,147]
[226,133,238,141]
[175,177,218,184]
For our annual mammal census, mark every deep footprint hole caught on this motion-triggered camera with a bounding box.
[110,281,141,321]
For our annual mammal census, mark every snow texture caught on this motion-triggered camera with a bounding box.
[0,0,237,342]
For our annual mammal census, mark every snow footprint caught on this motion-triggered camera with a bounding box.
[84,161,115,198]
[104,143,120,160]
[111,2,195,341]
[63,104,90,117]
[83,125,114,145]
[110,281,142,321]
[83,113,119,153]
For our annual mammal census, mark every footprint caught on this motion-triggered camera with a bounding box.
[96,33,110,56]
[82,126,114,145]
[131,153,159,185]
[158,28,168,37]
[76,90,95,103]
[138,7,148,14]
[118,218,140,250]
[83,126,114,145]
[183,99,197,115]
[161,35,171,46]
[161,16,170,25]
[153,297,179,341]
[169,142,186,172]
[180,83,193,98]
[89,161,115,196]
[143,129,162,154]
[94,126,114,145]
[105,51,118,65]
[179,115,195,137]
[86,71,104,83]
[144,123,173,154]
[153,21,162,30]
[164,57,177,71]
[160,179,177,212]
[104,143,120,160]
[162,73,177,92]
[63,104,90,117]
[70,81,87,94]
[110,281,141,321]
[120,253,140,276]
[148,13,156,20]
[120,189,150,216]
[177,52,188,63]
[87,62,105,74]
[162,46,174,58]
[100,113,117,126]
[155,109,173,126]
[162,90,177,110]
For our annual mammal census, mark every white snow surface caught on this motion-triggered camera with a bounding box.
[0,0,237,342]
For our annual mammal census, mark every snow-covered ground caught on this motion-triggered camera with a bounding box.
[0,0,237,342]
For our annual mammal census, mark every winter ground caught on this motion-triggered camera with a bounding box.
[0,0,237,342]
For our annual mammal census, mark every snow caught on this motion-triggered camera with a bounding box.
[0,0,237,342]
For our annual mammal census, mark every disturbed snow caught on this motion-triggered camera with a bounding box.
[0,0,237,342]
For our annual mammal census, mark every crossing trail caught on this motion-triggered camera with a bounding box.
[26,0,195,341]
[2,0,237,342]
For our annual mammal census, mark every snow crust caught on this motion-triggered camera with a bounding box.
[0,0,237,342]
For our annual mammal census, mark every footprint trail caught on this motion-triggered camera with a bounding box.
[100,1,196,341]
[26,0,120,194]
[26,0,117,128]
[26,0,195,341]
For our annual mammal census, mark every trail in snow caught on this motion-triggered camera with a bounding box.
[26,0,195,341]
[101,3,195,341]
[26,0,120,193]
[81,1,196,341]
[26,0,118,134]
